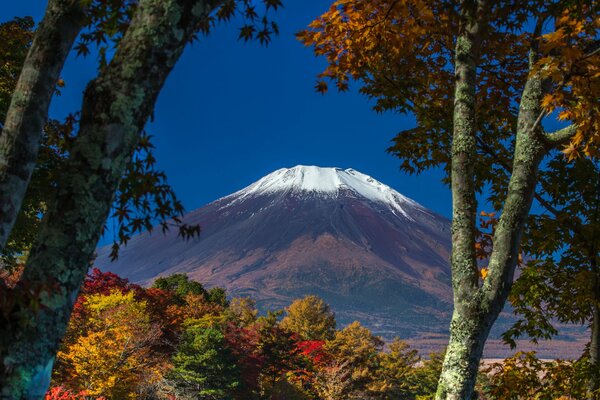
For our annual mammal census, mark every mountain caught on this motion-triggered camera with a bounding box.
[96,165,453,338]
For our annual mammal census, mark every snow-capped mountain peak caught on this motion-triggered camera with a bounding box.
[96,165,452,340]
[225,165,422,219]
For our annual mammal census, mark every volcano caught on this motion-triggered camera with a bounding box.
[96,166,453,338]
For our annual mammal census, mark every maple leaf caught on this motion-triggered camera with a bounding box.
[239,25,255,42]
[315,80,328,94]
[562,142,581,161]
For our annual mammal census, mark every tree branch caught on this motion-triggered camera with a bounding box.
[475,136,596,256]
[544,124,577,146]
[481,68,547,311]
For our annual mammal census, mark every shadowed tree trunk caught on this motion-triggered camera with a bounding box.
[0,0,85,252]
[0,0,223,398]
[587,170,600,399]
[589,259,600,399]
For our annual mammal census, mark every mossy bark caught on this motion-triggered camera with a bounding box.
[435,1,487,398]
[436,2,550,399]
[0,0,223,398]
[437,79,548,399]
[0,0,85,253]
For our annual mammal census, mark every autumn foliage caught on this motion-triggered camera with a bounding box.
[41,269,600,399]
[298,0,598,176]
[46,270,450,399]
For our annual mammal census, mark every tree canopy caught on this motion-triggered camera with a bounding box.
[281,295,337,341]
[299,1,599,398]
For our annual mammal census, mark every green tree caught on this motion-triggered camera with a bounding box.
[169,325,240,399]
[299,1,598,398]
[255,311,304,398]
[0,17,34,126]
[281,295,336,341]
[153,273,208,304]
[480,351,589,400]
[207,287,229,308]
[413,350,446,400]
[0,17,68,269]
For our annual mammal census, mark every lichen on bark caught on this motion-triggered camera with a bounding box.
[435,1,556,399]
[0,0,85,254]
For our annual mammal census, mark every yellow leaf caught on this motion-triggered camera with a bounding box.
[562,142,581,162]
[480,268,489,280]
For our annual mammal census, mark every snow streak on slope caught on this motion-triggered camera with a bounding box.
[223,165,424,219]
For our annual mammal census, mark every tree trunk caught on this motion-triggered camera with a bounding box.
[0,0,223,398]
[589,265,600,399]
[0,0,85,253]
[587,171,600,399]
[437,83,548,400]
[436,2,551,398]
[435,0,488,397]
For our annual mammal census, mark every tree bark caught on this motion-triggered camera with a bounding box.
[0,0,85,253]
[435,0,488,397]
[435,2,551,399]
[589,263,600,400]
[587,166,600,400]
[0,0,223,398]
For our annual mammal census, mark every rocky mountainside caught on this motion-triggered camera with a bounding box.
[96,166,453,338]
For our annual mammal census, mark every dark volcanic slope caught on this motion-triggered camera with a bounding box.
[96,166,453,338]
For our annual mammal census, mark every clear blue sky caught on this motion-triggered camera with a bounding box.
[7,1,453,239]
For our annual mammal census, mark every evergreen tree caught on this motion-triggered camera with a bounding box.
[207,287,229,307]
[169,325,240,400]
[153,274,208,303]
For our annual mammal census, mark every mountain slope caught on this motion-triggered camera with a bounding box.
[96,166,453,338]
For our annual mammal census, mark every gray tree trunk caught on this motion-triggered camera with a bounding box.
[589,265,600,400]
[587,172,600,400]
[0,0,223,398]
[435,2,554,399]
[0,0,85,253]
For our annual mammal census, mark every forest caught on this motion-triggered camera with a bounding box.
[0,0,598,399]
[18,268,593,400]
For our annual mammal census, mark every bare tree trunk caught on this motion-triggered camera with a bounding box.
[0,0,223,398]
[435,0,488,397]
[0,0,85,252]
[435,3,552,399]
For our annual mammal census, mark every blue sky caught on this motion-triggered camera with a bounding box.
[7,1,453,236]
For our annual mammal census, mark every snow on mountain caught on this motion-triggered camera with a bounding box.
[224,165,424,220]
